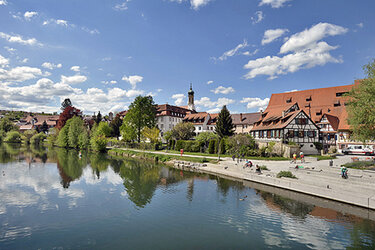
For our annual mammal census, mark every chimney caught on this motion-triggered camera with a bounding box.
[240,113,243,121]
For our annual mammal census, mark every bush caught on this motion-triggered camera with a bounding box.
[276,171,297,179]
[313,142,323,151]
[30,132,47,145]
[175,140,184,151]
[219,139,226,154]
[22,130,37,144]
[214,139,218,154]
[90,135,107,152]
[226,134,257,156]
[208,139,215,154]
[47,128,59,146]
[4,131,22,143]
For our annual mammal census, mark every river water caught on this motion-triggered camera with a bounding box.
[0,143,375,249]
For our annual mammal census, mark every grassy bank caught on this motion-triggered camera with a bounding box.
[342,161,375,170]
[108,148,218,164]
[309,155,337,161]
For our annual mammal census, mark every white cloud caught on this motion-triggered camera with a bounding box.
[195,97,235,112]
[211,86,235,94]
[60,75,87,85]
[81,27,100,35]
[4,46,16,53]
[262,28,288,45]
[172,93,185,106]
[122,75,143,89]
[241,97,270,111]
[0,54,9,67]
[242,49,258,56]
[244,23,348,80]
[43,19,70,27]
[24,11,38,21]
[70,66,80,72]
[251,11,264,24]
[0,0,7,5]
[216,40,248,61]
[0,66,43,82]
[280,22,348,54]
[21,58,29,63]
[102,80,117,85]
[357,22,364,28]
[190,0,212,10]
[0,32,41,46]
[259,0,291,8]
[113,0,130,11]
[207,80,213,85]
[102,57,111,61]
[41,62,62,70]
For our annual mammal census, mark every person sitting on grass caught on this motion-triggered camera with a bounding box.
[256,165,261,174]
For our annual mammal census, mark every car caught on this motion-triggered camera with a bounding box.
[342,145,375,156]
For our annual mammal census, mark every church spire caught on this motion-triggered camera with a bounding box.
[188,83,195,111]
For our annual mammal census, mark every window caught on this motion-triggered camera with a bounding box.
[306,96,312,101]
[307,131,315,138]
[316,110,322,116]
[299,130,304,138]
[267,130,271,138]
[333,100,341,107]
[336,92,348,97]
[294,130,298,137]
[199,126,201,130]
[286,97,292,103]
[295,118,307,125]
[288,130,294,138]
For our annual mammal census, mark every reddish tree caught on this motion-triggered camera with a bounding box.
[56,106,82,129]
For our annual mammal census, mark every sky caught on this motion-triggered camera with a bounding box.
[0,0,374,115]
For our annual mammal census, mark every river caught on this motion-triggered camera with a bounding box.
[0,143,374,249]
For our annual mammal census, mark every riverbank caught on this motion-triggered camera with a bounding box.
[109,147,375,210]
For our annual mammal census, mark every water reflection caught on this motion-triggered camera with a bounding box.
[1,143,375,249]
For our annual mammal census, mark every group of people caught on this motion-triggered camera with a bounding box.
[243,160,262,173]
[292,151,305,163]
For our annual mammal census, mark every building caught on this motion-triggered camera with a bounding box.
[231,113,261,134]
[182,112,218,135]
[250,80,374,153]
[155,104,191,136]
[251,103,320,154]
[18,114,59,132]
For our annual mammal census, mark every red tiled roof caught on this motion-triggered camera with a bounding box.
[231,113,261,125]
[183,112,208,124]
[156,104,190,117]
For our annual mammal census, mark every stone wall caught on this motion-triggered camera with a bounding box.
[256,140,300,158]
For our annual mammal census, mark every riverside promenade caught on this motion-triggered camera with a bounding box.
[112,148,375,210]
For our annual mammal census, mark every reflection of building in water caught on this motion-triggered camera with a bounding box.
[309,206,360,223]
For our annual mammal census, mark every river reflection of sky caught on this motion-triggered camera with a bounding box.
[0,153,373,249]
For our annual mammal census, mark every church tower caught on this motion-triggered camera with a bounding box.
[188,83,195,111]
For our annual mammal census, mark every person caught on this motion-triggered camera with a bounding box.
[243,160,253,169]
[300,151,304,163]
[292,153,297,163]
[341,166,348,179]
[256,165,261,173]
[232,155,235,161]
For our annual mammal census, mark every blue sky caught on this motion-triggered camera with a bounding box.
[0,0,374,115]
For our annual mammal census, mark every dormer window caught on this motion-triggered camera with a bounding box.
[333,100,341,107]
[336,92,348,97]
[316,109,322,116]
[306,96,312,101]
[286,97,292,103]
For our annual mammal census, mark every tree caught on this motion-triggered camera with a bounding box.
[110,115,123,138]
[4,131,22,143]
[96,111,102,124]
[93,122,112,137]
[61,98,72,111]
[120,121,137,142]
[125,95,156,142]
[56,106,82,129]
[347,59,375,142]
[0,117,17,133]
[41,121,49,133]
[170,122,195,140]
[57,116,89,149]
[195,132,218,149]
[215,105,234,138]
[142,127,160,143]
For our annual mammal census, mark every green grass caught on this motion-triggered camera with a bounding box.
[109,148,217,163]
[309,155,337,161]
[342,161,375,170]
[276,171,297,179]
[260,165,269,171]
[166,150,232,158]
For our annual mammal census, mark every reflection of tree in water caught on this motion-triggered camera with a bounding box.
[89,153,110,179]
[119,160,160,208]
[0,143,16,163]
[209,175,245,198]
[258,191,314,219]
[56,148,87,188]
[348,219,375,249]
[30,144,48,163]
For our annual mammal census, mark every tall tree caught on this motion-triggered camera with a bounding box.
[41,121,49,133]
[0,117,16,133]
[171,122,195,140]
[215,105,234,138]
[347,59,375,142]
[110,115,123,138]
[95,111,102,124]
[142,127,160,143]
[56,106,82,129]
[61,98,72,111]
[125,95,156,142]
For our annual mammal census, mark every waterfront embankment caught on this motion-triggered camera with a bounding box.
[110,147,375,210]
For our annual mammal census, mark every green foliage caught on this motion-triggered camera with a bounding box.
[93,121,112,137]
[346,59,375,142]
[175,140,184,151]
[342,161,375,169]
[260,165,269,171]
[288,141,297,146]
[215,105,234,138]
[47,127,59,145]
[142,127,160,143]
[214,139,218,154]
[266,141,276,156]
[4,131,22,143]
[170,122,195,140]
[125,95,156,142]
[90,134,108,152]
[225,134,257,156]
[277,171,297,179]
[22,130,37,144]
[110,115,123,138]
[57,116,89,149]
[208,139,215,154]
[163,130,173,143]
[0,117,17,133]
[219,139,226,154]
[120,121,137,142]
[313,142,323,151]
[30,132,47,145]
[195,132,218,144]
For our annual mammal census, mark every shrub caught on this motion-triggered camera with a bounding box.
[225,134,257,156]
[47,128,59,146]
[288,141,297,146]
[214,139,218,154]
[22,130,37,144]
[219,139,226,154]
[260,165,268,170]
[4,131,22,143]
[276,171,297,179]
[208,139,215,154]
[90,135,107,152]
[175,140,185,151]
[313,142,323,151]
[30,132,47,145]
